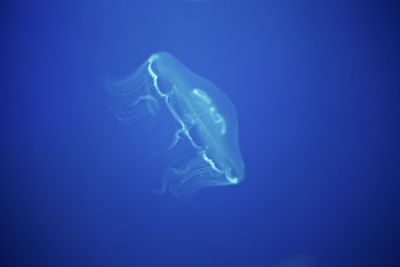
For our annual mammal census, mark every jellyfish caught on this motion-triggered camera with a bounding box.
[107,52,244,199]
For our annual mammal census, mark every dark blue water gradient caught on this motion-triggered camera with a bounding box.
[1,0,399,266]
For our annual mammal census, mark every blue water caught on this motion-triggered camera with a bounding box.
[1,0,399,266]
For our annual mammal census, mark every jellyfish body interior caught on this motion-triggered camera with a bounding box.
[107,52,244,199]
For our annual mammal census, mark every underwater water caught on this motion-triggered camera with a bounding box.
[1,0,399,266]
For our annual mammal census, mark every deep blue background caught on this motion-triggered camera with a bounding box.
[1,0,399,266]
